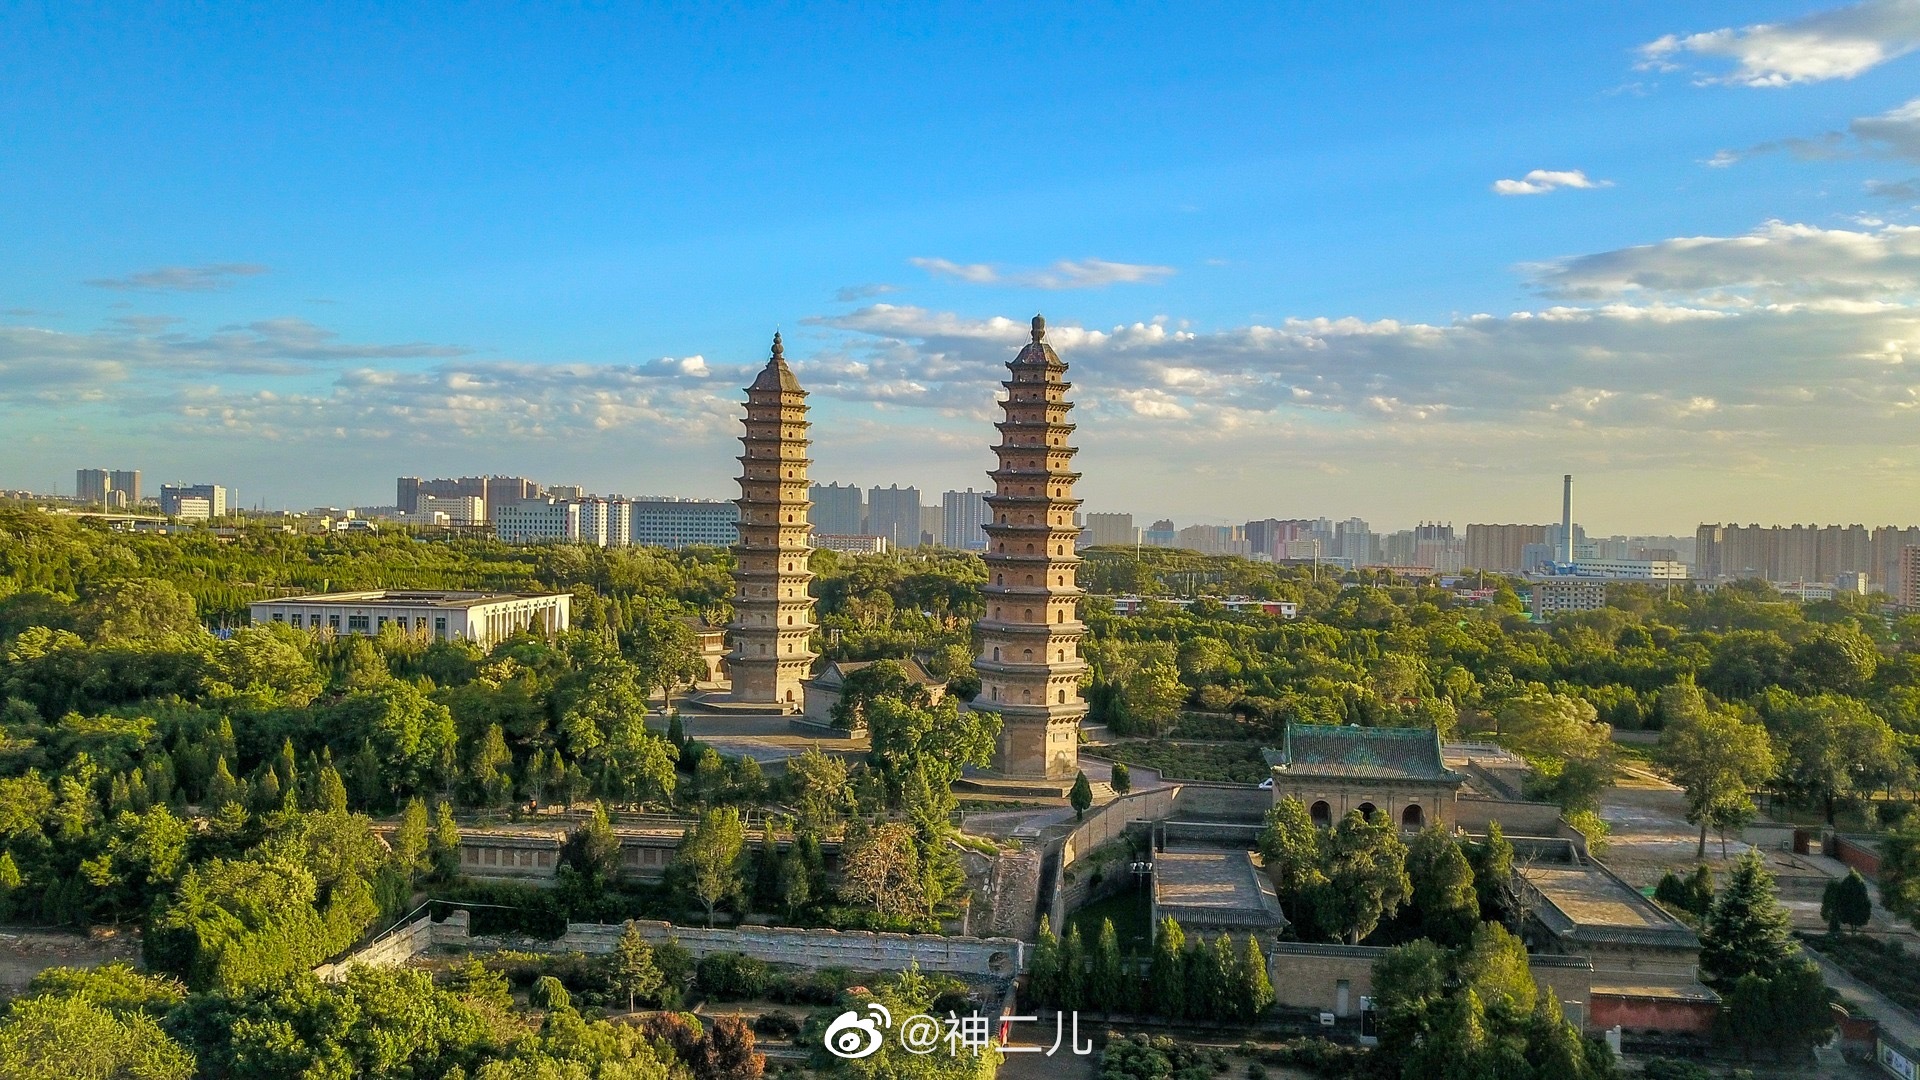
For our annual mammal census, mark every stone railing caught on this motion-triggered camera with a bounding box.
[315,909,470,981]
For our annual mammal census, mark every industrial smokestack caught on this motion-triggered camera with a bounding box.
[1561,474,1574,565]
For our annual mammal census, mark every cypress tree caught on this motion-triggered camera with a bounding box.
[275,738,299,794]
[1149,916,1186,1019]
[1701,849,1797,990]
[207,756,241,809]
[1240,934,1275,1018]
[1822,870,1872,933]
[317,764,349,814]
[1685,864,1716,915]
[1028,915,1061,1009]
[1110,763,1131,795]
[1069,771,1093,820]
[1091,918,1125,1013]
[1058,922,1086,1011]
[1209,934,1238,1018]
[431,798,462,876]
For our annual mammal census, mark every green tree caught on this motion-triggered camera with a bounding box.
[1821,869,1873,933]
[1314,809,1410,944]
[674,807,746,926]
[1405,825,1477,947]
[393,797,430,877]
[841,967,999,1080]
[1882,816,1920,931]
[1257,796,1326,923]
[561,801,621,881]
[1148,916,1186,1019]
[1091,917,1126,1014]
[1763,691,1908,824]
[530,974,571,1010]
[1238,935,1275,1019]
[1068,771,1092,820]
[1463,822,1514,920]
[1109,762,1130,795]
[1057,923,1086,1011]
[1027,915,1061,1009]
[1700,850,1800,991]
[1658,692,1777,859]
[430,799,461,877]
[838,822,927,922]
[0,993,194,1080]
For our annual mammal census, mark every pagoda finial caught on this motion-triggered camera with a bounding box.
[1031,314,1046,342]
[771,331,784,359]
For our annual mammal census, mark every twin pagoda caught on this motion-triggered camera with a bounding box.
[725,317,1085,782]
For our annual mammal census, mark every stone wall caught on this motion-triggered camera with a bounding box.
[315,910,470,981]
[557,920,1024,981]
[1453,796,1565,837]
[1267,941,1591,1022]
[1168,783,1272,822]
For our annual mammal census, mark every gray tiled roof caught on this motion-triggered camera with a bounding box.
[1263,724,1463,782]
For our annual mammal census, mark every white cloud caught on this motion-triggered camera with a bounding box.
[85,263,269,292]
[910,256,1175,289]
[1491,170,1612,196]
[1640,0,1920,87]
[1530,220,1920,304]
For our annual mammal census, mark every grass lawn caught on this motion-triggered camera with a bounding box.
[1065,886,1153,956]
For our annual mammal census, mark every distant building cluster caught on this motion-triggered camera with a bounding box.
[1697,522,1920,601]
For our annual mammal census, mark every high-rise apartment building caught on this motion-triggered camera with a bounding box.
[75,469,110,506]
[417,495,485,526]
[1466,523,1549,573]
[727,334,816,709]
[975,316,1087,781]
[110,470,142,507]
[942,489,991,550]
[1084,512,1137,548]
[397,476,541,522]
[160,483,231,518]
[1902,548,1920,610]
[1144,519,1176,546]
[808,482,864,535]
[1697,523,1920,599]
[867,485,921,551]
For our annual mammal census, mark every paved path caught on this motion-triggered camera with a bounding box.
[1807,946,1920,1053]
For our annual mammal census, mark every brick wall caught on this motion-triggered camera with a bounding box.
[315,910,471,981]
[1588,993,1717,1035]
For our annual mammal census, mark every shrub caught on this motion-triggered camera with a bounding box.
[695,952,770,1000]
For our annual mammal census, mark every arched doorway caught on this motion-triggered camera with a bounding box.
[1357,802,1377,820]
[1401,804,1424,829]
[1310,800,1332,827]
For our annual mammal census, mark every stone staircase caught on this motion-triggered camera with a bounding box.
[977,845,1043,941]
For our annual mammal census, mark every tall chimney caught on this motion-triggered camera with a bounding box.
[1561,474,1574,565]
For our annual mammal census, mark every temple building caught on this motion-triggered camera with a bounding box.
[724,333,817,710]
[1263,724,1467,830]
[973,315,1088,780]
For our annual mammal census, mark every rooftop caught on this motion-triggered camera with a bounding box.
[1151,847,1287,931]
[252,590,566,610]
[748,332,804,393]
[1516,856,1700,951]
[1263,724,1465,783]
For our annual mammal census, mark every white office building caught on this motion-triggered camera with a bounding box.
[250,590,570,649]
[494,498,581,543]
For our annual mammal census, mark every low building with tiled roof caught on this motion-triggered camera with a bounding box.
[1262,724,1467,830]
[800,658,947,731]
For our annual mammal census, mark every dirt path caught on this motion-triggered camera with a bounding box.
[0,928,142,990]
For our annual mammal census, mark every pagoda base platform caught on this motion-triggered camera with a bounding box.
[682,691,798,716]
[954,774,1074,799]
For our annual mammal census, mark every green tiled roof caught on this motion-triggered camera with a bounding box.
[1262,724,1462,782]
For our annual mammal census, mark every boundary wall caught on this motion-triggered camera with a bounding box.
[558,920,1024,980]
[315,910,470,981]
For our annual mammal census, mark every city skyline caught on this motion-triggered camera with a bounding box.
[6,4,1920,529]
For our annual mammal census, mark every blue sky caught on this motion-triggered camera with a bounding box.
[4,2,1919,531]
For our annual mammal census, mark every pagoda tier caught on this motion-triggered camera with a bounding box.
[973,315,1088,780]
[726,333,816,710]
